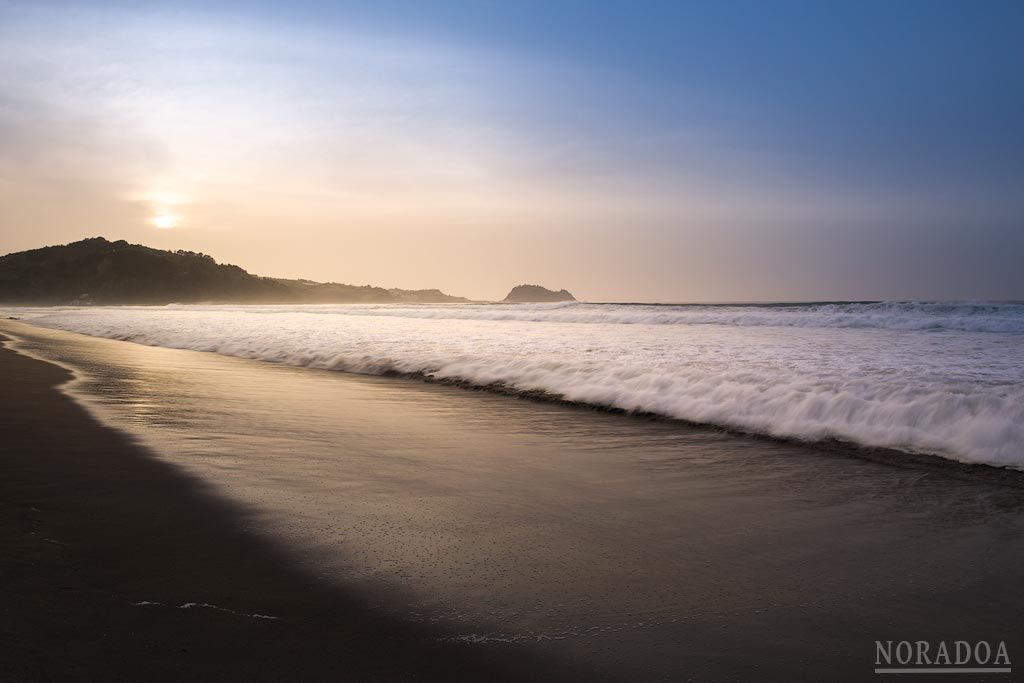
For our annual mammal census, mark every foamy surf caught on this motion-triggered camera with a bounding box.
[5,302,1023,468]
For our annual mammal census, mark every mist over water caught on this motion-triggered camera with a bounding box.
[6,302,1024,467]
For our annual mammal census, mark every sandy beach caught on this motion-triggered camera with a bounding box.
[0,334,599,682]
[3,319,1024,681]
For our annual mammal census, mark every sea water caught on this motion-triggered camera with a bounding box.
[6,301,1022,467]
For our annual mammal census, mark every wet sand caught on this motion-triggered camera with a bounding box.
[3,320,1024,681]
[0,336,598,682]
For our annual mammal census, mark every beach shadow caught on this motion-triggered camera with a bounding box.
[0,337,613,682]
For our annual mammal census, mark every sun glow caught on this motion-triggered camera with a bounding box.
[144,189,188,229]
[152,213,179,229]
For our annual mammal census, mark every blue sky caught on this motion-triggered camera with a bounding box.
[1,0,1022,300]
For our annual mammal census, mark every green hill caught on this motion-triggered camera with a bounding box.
[0,237,468,305]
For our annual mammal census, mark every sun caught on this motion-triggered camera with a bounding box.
[152,213,179,229]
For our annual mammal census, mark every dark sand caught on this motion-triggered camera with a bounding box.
[0,338,601,682]
[4,323,1024,682]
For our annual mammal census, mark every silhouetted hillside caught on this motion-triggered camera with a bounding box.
[0,238,468,305]
[503,284,576,303]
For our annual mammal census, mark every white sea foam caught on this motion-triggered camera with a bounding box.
[131,600,278,619]
[6,302,1023,468]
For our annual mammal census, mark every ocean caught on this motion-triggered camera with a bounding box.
[5,301,1023,467]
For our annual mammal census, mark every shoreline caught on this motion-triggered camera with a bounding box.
[5,321,1024,680]
[0,336,602,682]
[5,316,1022,481]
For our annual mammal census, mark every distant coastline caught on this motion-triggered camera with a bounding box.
[0,237,472,306]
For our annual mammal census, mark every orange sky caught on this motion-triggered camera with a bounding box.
[2,3,1022,301]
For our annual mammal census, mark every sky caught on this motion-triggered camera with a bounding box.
[1,0,1022,302]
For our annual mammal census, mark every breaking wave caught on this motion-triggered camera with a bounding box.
[5,302,1024,468]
